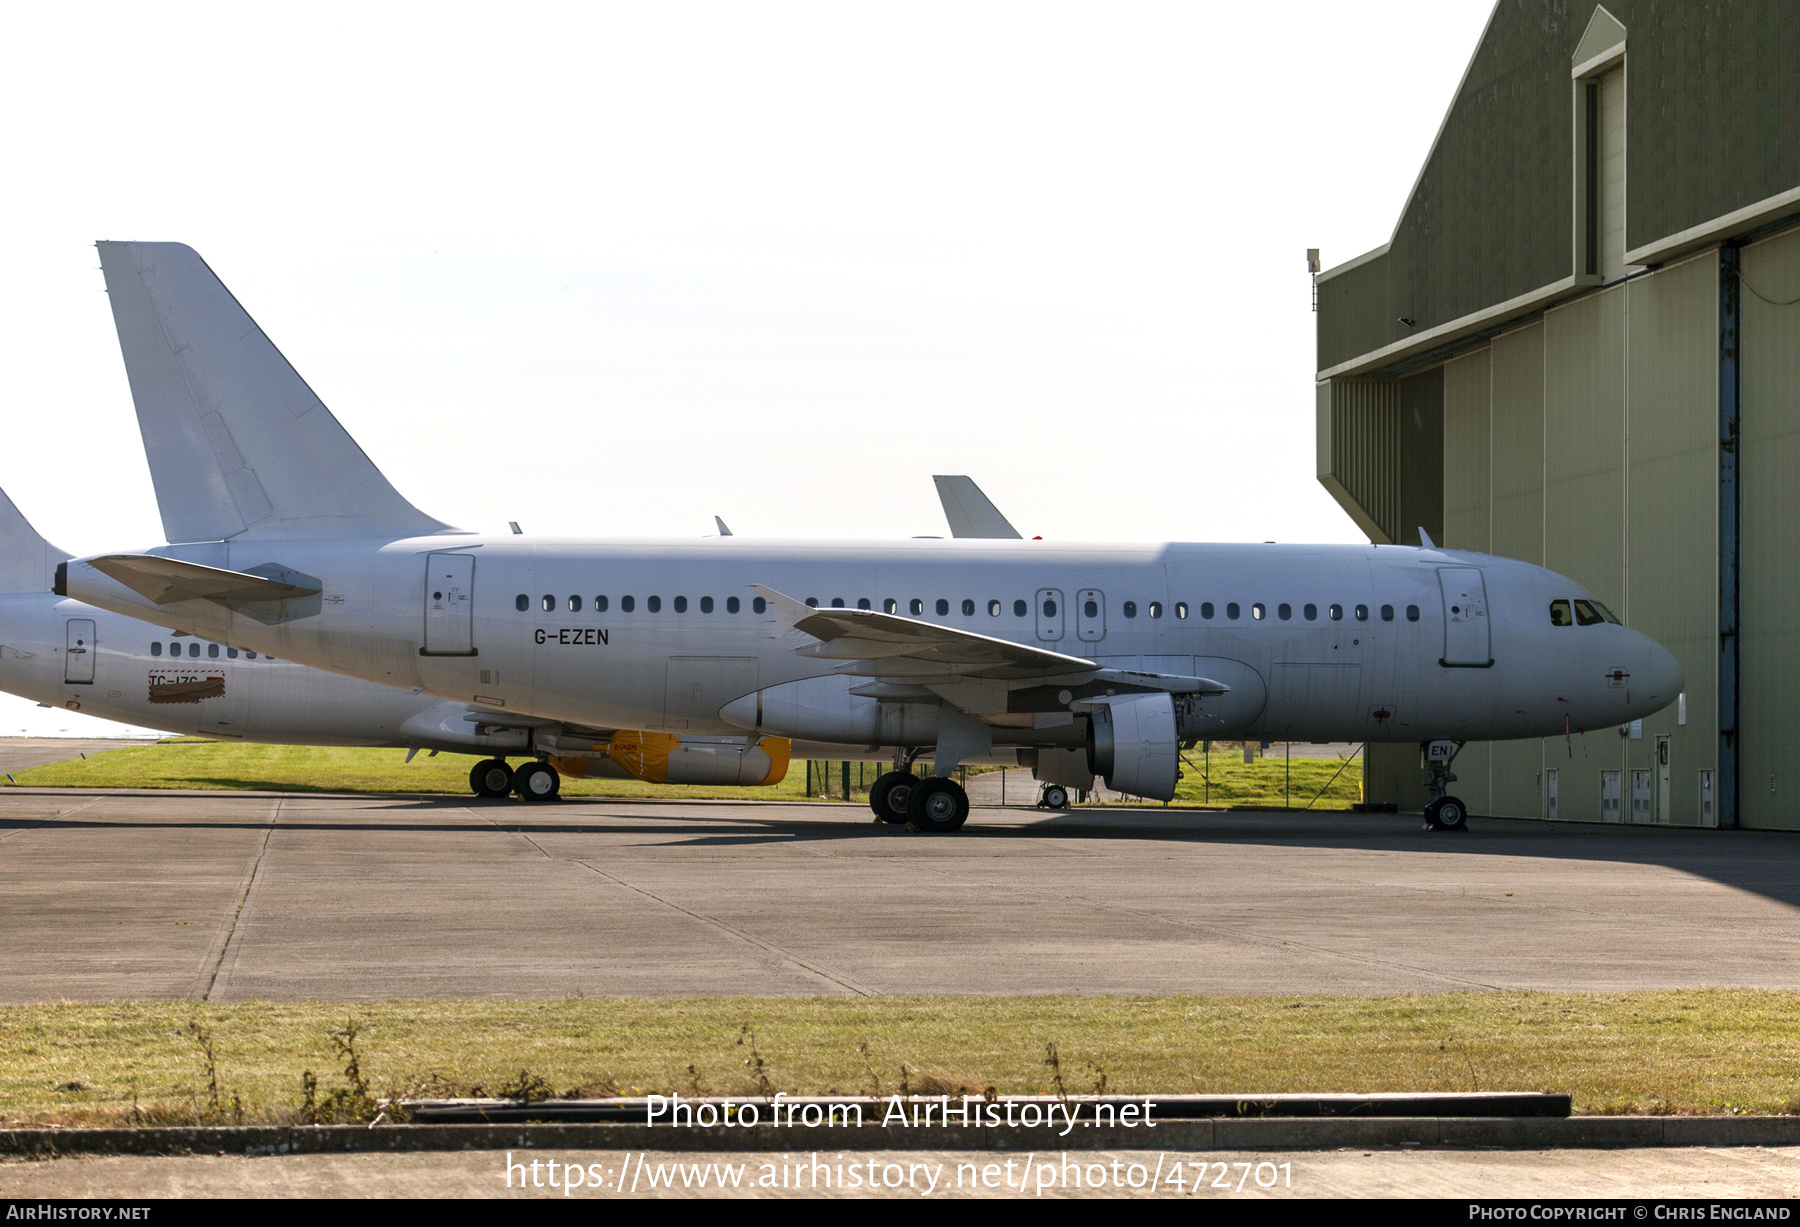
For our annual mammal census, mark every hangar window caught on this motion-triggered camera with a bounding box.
[1226,602,1240,619]
[541,594,555,612]
[752,597,767,614]
[1149,601,1164,618]
[805,598,818,608]
[1251,603,1265,620]
[1573,599,1609,626]
[569,595,582,612]
[208,643,220,658]
[515,594,528,612]
[648,596,663,613]
[936,599,949,616]
[988,599,1001,616]
[911,599,925,615]
[674,596,689,613]
[1355,604,1369,621]
[1303,604,1318,621]
[726,596,740,613]
[1176,602,1188,619]
[1406,604,1420,622]
[962,599,975,616]
[1277,604,1291,621]
[150,642,161,657]
[621,595,635,612]
[858,598,871,610]
[227,648,238,658]
[1201,602,1215,619]
[1380,604,1394,621]
[1123,601,1138,618]
[595,595,609,612]
[1014,599,1028,617]
[1328,604,1343,621]
[829,598,844,608]
[189,642,201,657]
[1550,599,1573,626]
[884,598,898,614]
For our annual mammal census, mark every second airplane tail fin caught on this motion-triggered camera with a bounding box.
[0,486,71,596]
[95,241,452,544]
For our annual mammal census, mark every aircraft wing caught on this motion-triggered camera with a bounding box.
[84,554,320,607]
[754,585,1226,692]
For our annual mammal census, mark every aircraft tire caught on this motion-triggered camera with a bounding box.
[1431,795,1469,832]
[869,772,916,822]
[514,760,561,803]
[1041,784,1070,810]
[908,776,969,833]
[470,758,514,798]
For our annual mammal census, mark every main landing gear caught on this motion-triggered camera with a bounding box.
[468,757,562,802]
[1039,784,1071,810]
[1421,739,1469,832]
[869,771,917,823]
[870,748,969,833]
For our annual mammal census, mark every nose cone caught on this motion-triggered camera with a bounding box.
[1638,634,1684,715]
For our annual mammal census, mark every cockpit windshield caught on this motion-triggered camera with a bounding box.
[1550,599,1573,626]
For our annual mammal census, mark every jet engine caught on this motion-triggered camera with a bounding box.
[1084,691,1180,801]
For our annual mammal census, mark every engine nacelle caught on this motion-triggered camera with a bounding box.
[719,677,942,746]
[1084,691,1180,801]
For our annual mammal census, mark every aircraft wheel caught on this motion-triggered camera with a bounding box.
[869,772,916,823]
[1431,795,1469,832]
[908,776,969,833]
[470,758,514,798]
[514,760,561,802]
[1041,784,1070,810]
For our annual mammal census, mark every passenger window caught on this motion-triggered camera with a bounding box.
[1355,604,1369,621]
[1227,602,1240,619]
[1123,601,1138,618]
[150,642,161,657]
[1573,599,1606,627]
[569,595,582,612]
[227,648,238,658]
[1380,604,1394,621]
[1083,599,1097,618]
[1176,602,1188,619]
[541,594,554,612]
[245,651,257,659]
[1406,604,1420,622]
[911,599,925,615]
[884,598,898,614]
[829,598,844,608]
[1201,602,1215,620]
[622,595,635,612]
[208,643,220,658]
[648,596,663,613]
[805,598,818,607]
[752,597,767,614]
[857,598,871,610]
[936,599,949,616]
[1303,604,1318,621]
[1328,604,1343,621]
[1149,601,1164,619]
[1277,603,1291,620]
[1550,599,1573,627]
[189,643,200,657]
[1252,603,1266,620]
[515,594,528,612]
[700,596,714,613]
[988,599,1001,616]
[1014,599,1028,617]
[1043,598,1057,617]
[596,595,609,612]
[726,596,740,613]
[962,599,975,616]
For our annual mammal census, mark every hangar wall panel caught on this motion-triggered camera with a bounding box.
[1624,250,1719,826]
[1442,349,1492,554]
[1490,322,1546,566]
[1740,226,1800,830]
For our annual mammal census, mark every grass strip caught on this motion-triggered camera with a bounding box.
[2,991,1796,1126]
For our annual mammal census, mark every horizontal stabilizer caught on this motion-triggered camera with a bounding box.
[933,475,1022,539]
[96,241,451,543]
[86,554,319,607]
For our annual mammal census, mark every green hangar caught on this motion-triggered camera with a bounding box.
[1313,2,1800,828]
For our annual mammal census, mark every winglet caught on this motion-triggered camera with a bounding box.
[933,476,1022,539]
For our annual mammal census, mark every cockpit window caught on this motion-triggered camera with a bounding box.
[1573,599,1607,627]
[1550,599,1573,627]
[1589,600,1622,625]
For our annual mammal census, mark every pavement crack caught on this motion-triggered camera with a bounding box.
[192,796,281,1002]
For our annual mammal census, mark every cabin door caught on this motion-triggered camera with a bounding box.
[64,619,95,684]
[1438,568,1491,666]
[423,554,477,656]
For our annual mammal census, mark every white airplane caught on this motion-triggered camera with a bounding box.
[0,485,802,797]
[62,242,1684,833]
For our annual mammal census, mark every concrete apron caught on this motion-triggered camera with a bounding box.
[8,1117,1800,1156]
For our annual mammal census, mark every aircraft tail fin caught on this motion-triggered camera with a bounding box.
[0,486,71,595]
[95,241,452,543]
[933,475,1022,539]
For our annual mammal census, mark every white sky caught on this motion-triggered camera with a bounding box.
[0,0,1493,737]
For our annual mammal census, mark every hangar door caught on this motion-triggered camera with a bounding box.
[423,553,477,656]
[1437,568,1491,666]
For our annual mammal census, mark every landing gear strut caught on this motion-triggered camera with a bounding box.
[1421,739,1468,832]
[470,758,514,798]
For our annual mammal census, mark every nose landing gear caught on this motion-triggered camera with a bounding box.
[1421,739,1469,832]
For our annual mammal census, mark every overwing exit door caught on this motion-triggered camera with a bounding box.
[423,554,477,656]
[1035,589,1065,642]
[1438,568,1491,666]
[64,619,95,684]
